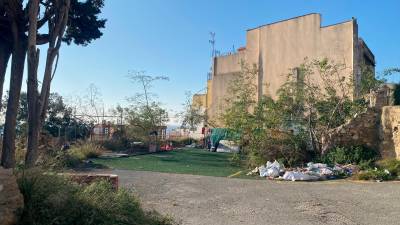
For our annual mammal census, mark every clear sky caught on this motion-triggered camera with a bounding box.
[10,0,399,122]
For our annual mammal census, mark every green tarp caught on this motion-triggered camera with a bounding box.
[210,128,227,147]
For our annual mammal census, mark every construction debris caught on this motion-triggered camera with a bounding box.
[248,161,357,181]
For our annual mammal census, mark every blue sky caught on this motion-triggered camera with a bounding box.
[10,0,399,120]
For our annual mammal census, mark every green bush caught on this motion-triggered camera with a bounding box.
[36,148,81,170]
[69,142,103,160]
[247,130,308,168]
[17,170,175,225]
[102,138,131,151]
[321,146,379,165]
[229,153,242,166]
[356,169,393,181]
[376,158,400,177]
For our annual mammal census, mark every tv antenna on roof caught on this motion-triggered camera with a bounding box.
[209,32,216,58]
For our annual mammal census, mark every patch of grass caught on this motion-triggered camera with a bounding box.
[94,148,245,177]
[17,170,175,225]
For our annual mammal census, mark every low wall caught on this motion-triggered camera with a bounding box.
[322,108,380,153]
[380,106,400,158]
[323,106,400,159]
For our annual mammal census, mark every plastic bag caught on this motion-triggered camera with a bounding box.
[260,160,281,177]
[282,171,320,181]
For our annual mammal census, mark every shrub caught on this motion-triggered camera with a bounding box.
[356,169,393,181]
[247,130,308,168]
[69,142,103,160]
[376,158,400,177]
[229,153,242,166]
[321,146,379,165]
[102,138,131,151]
[17,170,175,225]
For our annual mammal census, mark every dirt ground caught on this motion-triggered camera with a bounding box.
[103,169,400,225]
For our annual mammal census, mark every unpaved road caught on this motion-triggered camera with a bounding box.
[105,169,400,225]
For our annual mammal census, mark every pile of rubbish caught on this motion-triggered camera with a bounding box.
[247,160,357,181]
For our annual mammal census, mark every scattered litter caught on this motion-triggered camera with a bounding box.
[228,170,243,178]
[185,143,196,148]
[246,167,259,176]
[259,160,282,178]
[282,171,320,181]
[216,140,240,153]
[248,160,356,182]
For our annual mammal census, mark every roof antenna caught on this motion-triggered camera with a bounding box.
[209,32,216,58]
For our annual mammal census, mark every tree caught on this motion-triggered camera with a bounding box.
[221,58,376,167]
[0,0,28,168]
[0,0,106,168]
[124,71,169,143]
[178,91,205,132]
[277,58,369,153]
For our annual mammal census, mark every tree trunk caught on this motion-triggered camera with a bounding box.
[25,0,40,167]
[1,43,26,168]
[0,42,12,111]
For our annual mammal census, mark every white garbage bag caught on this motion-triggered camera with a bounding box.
[259,165,268,177]
[282,171,320,181]
[260,160,281,178]
[307,162,327,169]
[266,167,280,177]
[216,140,240,153]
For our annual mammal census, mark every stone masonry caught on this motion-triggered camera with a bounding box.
[380,106,400,158]
[322,108,380,153]
[323,106,400,159]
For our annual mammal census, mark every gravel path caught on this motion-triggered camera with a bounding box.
[104,170,400,225]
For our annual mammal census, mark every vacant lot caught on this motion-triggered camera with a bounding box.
[93,149,400,224]
[94,148,245,177]
[110,170,400,225]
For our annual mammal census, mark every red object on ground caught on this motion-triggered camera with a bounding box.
[160,144,174,151]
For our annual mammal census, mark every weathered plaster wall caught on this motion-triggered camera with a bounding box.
[207,13,365,123]
[208,51,245,125]
[251,13,354,99]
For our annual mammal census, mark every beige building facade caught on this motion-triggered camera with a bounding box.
[204,13,375,126]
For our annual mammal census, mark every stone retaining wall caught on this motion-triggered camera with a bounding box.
[379,106,400,158]
[322,108,380,153]
[323,106,400,159]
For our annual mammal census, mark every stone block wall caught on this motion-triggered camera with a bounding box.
[323,106,400,159]
[379,106,400,158]
[322,108,380,153]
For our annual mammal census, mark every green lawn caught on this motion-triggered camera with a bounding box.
[94,148,246,177]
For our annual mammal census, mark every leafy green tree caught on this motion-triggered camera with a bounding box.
[221,58,377,167]
[277,58,369,153]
